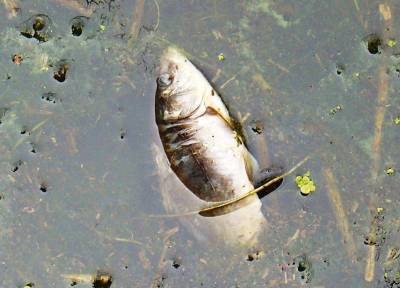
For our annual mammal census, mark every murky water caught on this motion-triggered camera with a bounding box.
[0,0,399,287]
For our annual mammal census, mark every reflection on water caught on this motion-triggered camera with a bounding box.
[0,0,399,287]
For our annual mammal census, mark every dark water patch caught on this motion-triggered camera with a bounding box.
[41,92,58,104]
[39,183,47,193]
[336,64,345,76]
[172,257,182,269]
[11,160,23,172]
[119,129,126,140]
[70,16,89,37]
[53,61,69,82]
[364,34,382,55]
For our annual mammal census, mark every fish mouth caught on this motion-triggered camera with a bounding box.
[158,47,186,78]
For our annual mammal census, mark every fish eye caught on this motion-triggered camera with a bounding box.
[157,73,172,87]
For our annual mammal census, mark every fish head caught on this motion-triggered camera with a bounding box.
[156,47,206,121]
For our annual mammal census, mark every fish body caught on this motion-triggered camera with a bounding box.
[154,47,267,246]
[156,47,257,202]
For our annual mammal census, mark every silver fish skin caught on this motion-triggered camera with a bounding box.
[154,47,267,246]
[155,47,258,202]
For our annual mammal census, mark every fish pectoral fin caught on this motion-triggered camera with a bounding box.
[204,90,235,128]
[253,166,284,187]
[243,149,259,182]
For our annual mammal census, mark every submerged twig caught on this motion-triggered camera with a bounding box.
[365,3,393,282]
[52,0,93,17]
[128,0,145,48]
[2,0,18,18]
[323,167,357,262]
[364,245,376,282]
[371,65,389,180]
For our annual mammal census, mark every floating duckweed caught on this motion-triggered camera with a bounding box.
[394,116,400,125]
[217,53,225,61]
[388,39,397,47]
[20,14,53,42]
[295,171,316,195]
[329,105,342,115]
[33,16,45,31]
[385,167,395,176]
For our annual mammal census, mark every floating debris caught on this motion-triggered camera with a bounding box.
[53,61,69,82]
[20,14,53,42]
[385,167,395,176]
[62,271,112,288]
[12,53,23,64]
[217,52,225,61]
[388,39,397,47]
[295,171,316,195]
[329,105,342,115]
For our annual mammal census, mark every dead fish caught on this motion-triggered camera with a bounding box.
[154,47,267,246]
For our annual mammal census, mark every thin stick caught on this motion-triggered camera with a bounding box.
[2,0,18,18]
[52,0,93,17]
[199,154,311,214]
[128,0,145,48]
[143,153,311,219]
[323,167,357,262]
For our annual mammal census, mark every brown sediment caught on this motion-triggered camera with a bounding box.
[52,0,93,17]
[323,167,357,262]
[365,3,392,282]
[128,0,145,48]
[2,0,18,18]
